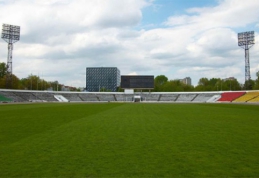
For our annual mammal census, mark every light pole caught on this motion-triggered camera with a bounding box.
[1,24,20,89]
[238,31,255,89]
[30,74,32,90]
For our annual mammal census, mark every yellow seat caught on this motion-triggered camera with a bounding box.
[233,92,259,102]
[248,93,259,102]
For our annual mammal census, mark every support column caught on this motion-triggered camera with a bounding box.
[6,43,13,89]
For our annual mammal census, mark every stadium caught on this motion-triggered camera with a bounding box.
[1,68,259,103]
[1,80,259,177]
[1,30,259,177]
[0,10,259,178]
[1,93,259,177]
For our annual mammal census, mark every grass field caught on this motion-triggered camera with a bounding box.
[0,103,259,177]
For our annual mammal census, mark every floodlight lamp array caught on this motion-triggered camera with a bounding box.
[238,31,254,47]
[1,24,20,43]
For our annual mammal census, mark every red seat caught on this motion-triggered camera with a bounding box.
[218,92,246,102]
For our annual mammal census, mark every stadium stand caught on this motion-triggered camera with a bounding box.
[0,93,12,102]
[177,94,197,102]
[206,95,221,103]
[114,94,125,101]
[248,94,259,102]
[233,92,259,102]
[159,94,179,102]
[1,89,259,103]
[192,93,219,102]
[14,92,39,101]
[247,92,259,103]
[0,91,26,102]
[33,92,57,102]
[114,94,135,101]
[141,93,160,101]
[96,94,115,102]
[60,93,82,102]
[54,95,69,102]
[78,93,99,101]
[217,92,246,102]
[123,94,134,102]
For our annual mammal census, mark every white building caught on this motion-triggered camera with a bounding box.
[179,77,192,86]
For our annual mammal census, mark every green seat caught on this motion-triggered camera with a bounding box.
[0,94,12,102]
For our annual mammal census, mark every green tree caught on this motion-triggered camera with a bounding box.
[12,74,22,89]
[244,79,254,90]
[224,79,241,91]
[0,75,6,88]
[195,78,209,91]
[0,73,22,89]
[99,87,111,92]
[195,78,241,91]
[25,75,41,90]
[0,62,7,78]
[162,81,174,92]
[198,78,209,86]
[20,75,52,90]
[254,71,259,89]
[49,81,60,91]
[171,80,184,92]
[155,75,168,85]
[154,75,168,91]
[182,83,194,91]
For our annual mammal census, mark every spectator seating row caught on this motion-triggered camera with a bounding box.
[206,95,221,102]
[97,94,116,102]
[233,92,259,102]
[0,93,12,102]
[15,92,38,101]
[142,94,160,101]
[33,92,57,102]
[61,93,82,102]
[177,94,197,102]
[1,90,259,103]
[115,94,137,102]
[217,92,246,102]
[0,91,25,102]
[249,94,259,102]
[159,94,179,101]
[193,93,218,102]
[78,94,99,101]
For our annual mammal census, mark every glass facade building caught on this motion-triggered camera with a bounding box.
[86,67,120,92]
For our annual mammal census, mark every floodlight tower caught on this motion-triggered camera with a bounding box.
[238,31,255,88]
[1,24,20,89]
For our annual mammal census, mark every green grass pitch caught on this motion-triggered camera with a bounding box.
[0,103,259,177]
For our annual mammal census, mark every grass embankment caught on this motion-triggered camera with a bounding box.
[0,103,259,177]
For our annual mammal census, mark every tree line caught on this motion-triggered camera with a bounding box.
[0,62,77,91]
[153,74,259,92]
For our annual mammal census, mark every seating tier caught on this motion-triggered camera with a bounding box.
[217,92,246,102]
[233,92,259,102]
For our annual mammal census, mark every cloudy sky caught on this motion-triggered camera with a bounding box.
[1,0,259,87]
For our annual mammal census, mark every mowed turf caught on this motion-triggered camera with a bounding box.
[0,103,259,177]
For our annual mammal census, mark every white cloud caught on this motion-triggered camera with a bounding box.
[0,0,259,88]
[165,0,259,28]
[127,72,138,75]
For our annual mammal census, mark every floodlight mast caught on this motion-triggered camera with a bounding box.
[238,31,254,88]
[1,24,20,89]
